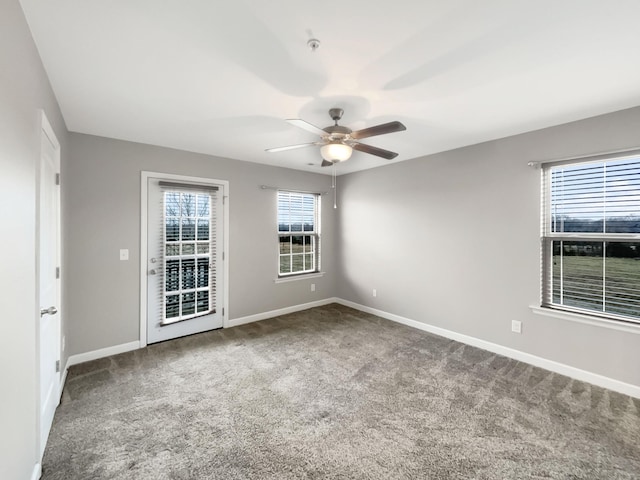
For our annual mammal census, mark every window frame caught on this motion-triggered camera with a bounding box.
[540,153,640,326]
[277,190,321,278]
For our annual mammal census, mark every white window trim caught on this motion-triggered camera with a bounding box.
[530,305,640,335]
[274,271,325,284]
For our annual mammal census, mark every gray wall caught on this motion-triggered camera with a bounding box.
[337,106,640,387]
[65,134,336,355]
[0,0,69,477]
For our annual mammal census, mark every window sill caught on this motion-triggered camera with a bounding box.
[530,305,640,335]
[274,272,325,284]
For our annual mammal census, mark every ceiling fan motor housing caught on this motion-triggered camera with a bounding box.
[323,125,352,137]
[324,108,352,143]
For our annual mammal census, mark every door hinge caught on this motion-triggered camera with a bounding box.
[56,266,60,279]
[222,251,225,261]
[223,196,227,205]
[222,307,225,317]
[55,360,60,373]
[55,173,60,185]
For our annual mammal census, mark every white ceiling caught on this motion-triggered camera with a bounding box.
[19,0,640,175]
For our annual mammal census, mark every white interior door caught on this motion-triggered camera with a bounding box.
[38,115,61,458]
[147,178,223,343]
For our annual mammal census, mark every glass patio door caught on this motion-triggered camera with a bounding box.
[147,178,223,344]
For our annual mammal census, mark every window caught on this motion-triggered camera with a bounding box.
[541,155,640,324]
[163,188,217,323]
[277,191,320,276]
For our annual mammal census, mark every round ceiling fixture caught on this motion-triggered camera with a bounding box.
[307,38,320,52]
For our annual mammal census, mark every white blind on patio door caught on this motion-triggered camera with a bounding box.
[157,182,219,325]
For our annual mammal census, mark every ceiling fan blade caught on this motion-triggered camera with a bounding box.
[352,142,399,160]
[350,121,406,140]
[321,160,334,167]
[286,119,327,137]
[265,143,317,153]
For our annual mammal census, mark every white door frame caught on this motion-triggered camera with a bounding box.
[140,171,229,347]
[36,110,62,460]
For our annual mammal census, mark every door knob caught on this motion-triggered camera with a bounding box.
[150,258,157,263]
[149,269,157,275]
[40,306,58,317]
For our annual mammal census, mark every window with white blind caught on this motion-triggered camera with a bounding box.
[277,191,320,276]
[541,155,640,324]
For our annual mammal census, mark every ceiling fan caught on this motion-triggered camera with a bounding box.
[266,108,406,166]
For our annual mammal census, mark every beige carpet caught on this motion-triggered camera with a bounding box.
[42,304,640,479]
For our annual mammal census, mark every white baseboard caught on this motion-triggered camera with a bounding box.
[336,298,640,399]
[66,341,141,369]
[62,299,338,387]
[31,463,41,480]
[57,300,640,399]
[58,300,337,395]
[227,297,339,328]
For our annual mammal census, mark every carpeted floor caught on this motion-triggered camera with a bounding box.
[42,304,640,479]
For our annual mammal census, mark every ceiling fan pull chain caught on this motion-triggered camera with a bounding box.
[332,163,336,189]
[333,163,337,209]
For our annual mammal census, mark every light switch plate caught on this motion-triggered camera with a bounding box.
[120,249,129,261]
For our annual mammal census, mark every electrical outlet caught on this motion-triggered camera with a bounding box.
[511,320,522,334]
[311,283,316,292]
[372,289,377,297]
[120,249,129,261]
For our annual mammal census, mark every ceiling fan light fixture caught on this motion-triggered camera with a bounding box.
[320,142,352,162]
[267,108,405,164]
